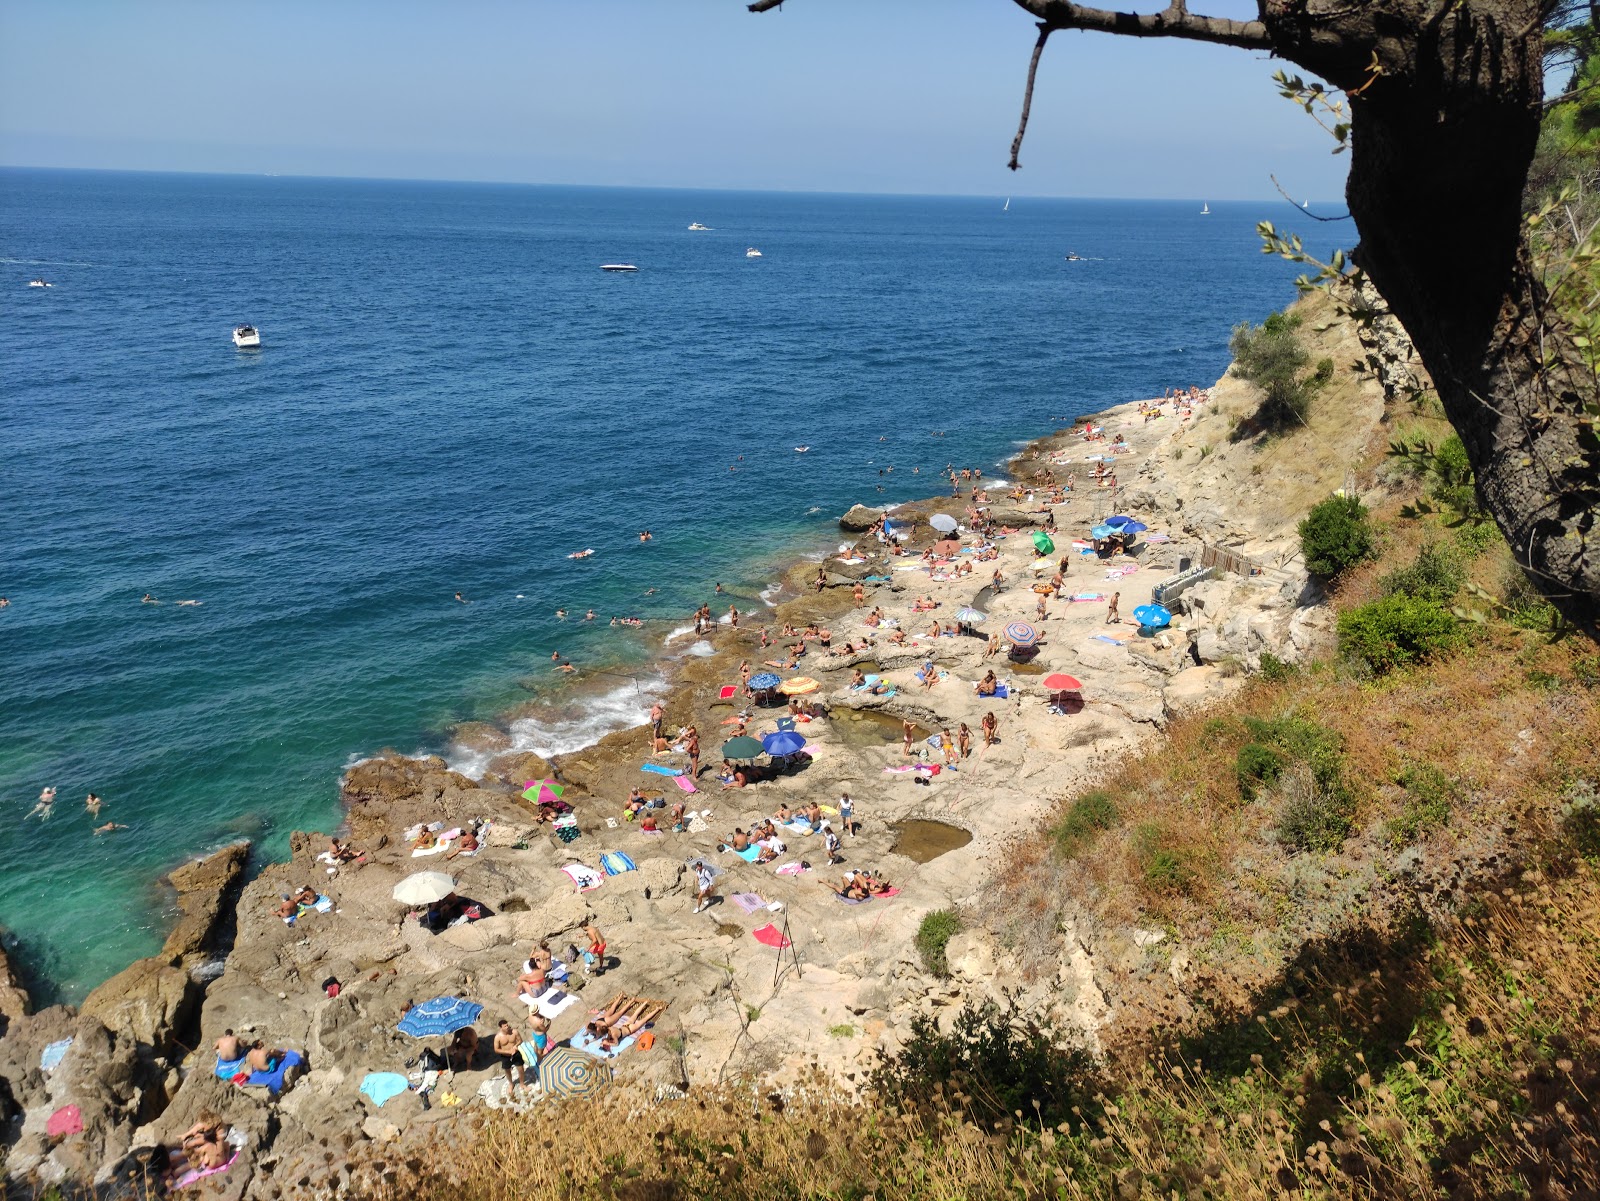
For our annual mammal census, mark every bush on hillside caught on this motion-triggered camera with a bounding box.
[1051,790,1119,857]
[1380,540,1465,604]
[1229,311,1327,430]
[1273,762,1356,852]
[1299,493,1375,578]
[1338,593,1463,675]
[1133,823,1196,894]
[870,996,1105,1127]
[1387,762,1458,846]
[915,909,963,978]
[1236,742,1286,799]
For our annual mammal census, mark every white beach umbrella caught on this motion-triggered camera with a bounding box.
[930,513,959,533]
[392,871,457,906]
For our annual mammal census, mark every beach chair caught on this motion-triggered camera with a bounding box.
[775,718,796,733]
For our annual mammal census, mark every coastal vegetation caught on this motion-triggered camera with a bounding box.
[1297,494,1374,580]
[1227,310,1331,432]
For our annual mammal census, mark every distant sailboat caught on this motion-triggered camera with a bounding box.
[1003,197,1011,212]
[1201,202,1210,215]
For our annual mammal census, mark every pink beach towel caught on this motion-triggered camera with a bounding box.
[46,1105,82,1138]
[173,1151,240,1190]
[674,775,699,793]
[752,923,791,948]
[774,862,807,876]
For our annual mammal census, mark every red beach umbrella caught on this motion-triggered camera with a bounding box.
[1043,674,1083,692]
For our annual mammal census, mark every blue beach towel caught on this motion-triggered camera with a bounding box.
[40,1038,73,1073]
[214,1054,247,1080]
[570,1029,636,1060]
[732,844,763,862]
[994,684,1010,699]
[242,1050,302,1095]
[359,1072,410,1108]
[601,851,637,876]
[641,763,683,777]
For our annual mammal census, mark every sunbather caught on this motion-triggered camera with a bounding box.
[595,999,667,1050]
[445,825,480,859]
[245,1040,282,1073]
[825,875,870,900]
[977,670,999,697]
[274,885,317,919]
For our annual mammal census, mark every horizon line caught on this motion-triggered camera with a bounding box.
[0,162,1329,208]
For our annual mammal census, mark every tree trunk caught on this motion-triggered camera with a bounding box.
[1271,1,1600,628]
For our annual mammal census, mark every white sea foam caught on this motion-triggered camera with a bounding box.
[446,677,666,776]
[662,622,697,644]
[685,640,715,657]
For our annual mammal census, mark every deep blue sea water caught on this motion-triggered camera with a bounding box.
[1,169,1303,1001]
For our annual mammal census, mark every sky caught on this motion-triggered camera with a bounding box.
[0,0,1349,202]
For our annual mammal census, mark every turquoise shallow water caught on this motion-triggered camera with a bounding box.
[0,169,1303,1001]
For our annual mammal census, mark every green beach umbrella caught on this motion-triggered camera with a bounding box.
[1031,531,1056,554]
[522,778,564,804]
[722,735,765,760]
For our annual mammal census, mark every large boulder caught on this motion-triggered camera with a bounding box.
[838,504,884,532]
[79,959,197,1055]
[0,939,30,1025]
[160,841,250,964]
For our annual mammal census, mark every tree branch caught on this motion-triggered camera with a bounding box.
[1011,0,1272,49]
[1010,25,1053,170]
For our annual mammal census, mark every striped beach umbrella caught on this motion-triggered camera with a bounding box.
[538,1045,613,1099]
[397,996,482,1038]
[521,778,564,804]
[1003,621,1039,648]
[955,607,987,625]
[778,676,819,695]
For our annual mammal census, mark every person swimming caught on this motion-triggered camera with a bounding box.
[29,787,56,820]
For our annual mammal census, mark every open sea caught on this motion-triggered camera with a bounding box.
[1,168,1305,1001]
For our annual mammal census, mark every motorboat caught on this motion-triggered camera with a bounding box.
[745,247,762,258]
[232,324,261,348]
[27,278,50,287]
[1065,252,1084,261]
[688,222,712,231]
[600,263,639,272]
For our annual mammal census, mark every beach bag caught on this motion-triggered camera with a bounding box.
[417,1047,446,1073]
[638,1032,655,1051]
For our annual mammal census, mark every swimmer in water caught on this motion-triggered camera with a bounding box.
[85,792,103,818]
[93,822,129,836]
[714,583,724,594]
[584,609,595,621]
[0,597,8,607]
[643,588,658,596]
[559,663,577,673]
[551,651,561,661]
[555,609,567,620]
[455,592,468,604]
[29,787,56,820]
[141,593,158,604]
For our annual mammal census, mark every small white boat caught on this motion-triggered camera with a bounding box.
[232,324,261,348]
[27,278,50,287]
[1003,197,1010,212]
[688,222,712,231]
[1065,252,1084,262]
[1201,202,1210,215]
[600,263,639,272]
[794,446,810,453]
[745,247,762,258]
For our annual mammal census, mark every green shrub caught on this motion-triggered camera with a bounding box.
[1299,493,1375,578]
[1134,824,1194,894]
[1338,594,1462,675]
[1453,519,1502,557]
[1274,764,1356,852]
[1560,780,1600,858]
[1236,742,1286,799]
[1051,790,1119,857]
[1501,562,1560,630]
[1229,311,1324,430]
[1380,541,1465,604]
[1257,652,1298,682]
[1387,763,1458,845]
[915,909,963,978]
[869,996,1105,1127]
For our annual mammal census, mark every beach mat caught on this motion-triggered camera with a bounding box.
[730,892,767,913]
[730,844,763,862]
[241,1050,302,1095]
[173,1151,239,1191]
[641,763,682,777]
[601,851,637,876]
[570,1029,636,1060]
[562,864,604,892]
[674,775,699,793]
[752,923,791,948]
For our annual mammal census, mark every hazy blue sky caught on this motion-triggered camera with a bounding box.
[0,0,1347,201]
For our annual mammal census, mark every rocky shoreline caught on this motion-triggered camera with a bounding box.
[2,354,1374,1197]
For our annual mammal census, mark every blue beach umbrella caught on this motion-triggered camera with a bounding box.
[1104,515,1137,527]
[1133,604,1172,629]
[1091,524,1117,539]
[397,996,482,1038]
[762,730,808,756]
[1116,521,1148,535]
[747,672,782,691]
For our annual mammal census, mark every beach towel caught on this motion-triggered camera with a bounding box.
[731,892,767,913]
[784,819,816,835]
[570,1029,636,1059]
[1070,593,1107,602]
[521,991,579,1020]
[751,923,792,948]
[718,685,738,700]
[641,763,682,777]
[876,887,902,897]
[1144,532,1172,543]
[39,1037,72,1073]
[993,683,1010,699]
[1092,635,1126,646]
[241,1050,301,1095]
[360,1072,410,1108]
[562,864,604,892]
[410,841,450,858]
[214,1054,248,1080]
[832,893,869,905]
[674,775,699,793]
[601,851,637,876]
[730,844,763,862]
[46,1104,83,1138]
[173,1151,240,1191]
[774,862,808,876]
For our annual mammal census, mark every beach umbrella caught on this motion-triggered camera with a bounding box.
[778,676,819,695]
[1043,673,1083,692]
[955,607,987,625]
[1116,521,1148,535]
[1104,515,1137,527]
[538,1045,614,1100]
[391,872,457,906]
[932,538,962,557]
[1133,604,1172,629]
[930,513,958,533]
[521,778,563,804]
[1091,524,1117,539]
[397,996,483,1038]
[722,735,765,759]
[1032,531,1056,554]
[747,672,782,691]
[762,730,808,756]
[1003,621,1039,648]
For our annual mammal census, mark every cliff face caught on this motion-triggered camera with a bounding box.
[2,295,1444,1199]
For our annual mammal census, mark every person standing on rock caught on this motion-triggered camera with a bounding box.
[853,580,865,605]
[686,727,701,778]
[1106,592,1121,624]
[650,701,665,744]
[693,861,716,914]
[981,711,998,749]
[901,718,916,760]
[583,923,607,975]
[958,723,972,759]
[493,1019,523,1090]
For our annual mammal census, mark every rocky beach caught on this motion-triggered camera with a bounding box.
[1,307,1397,1198]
